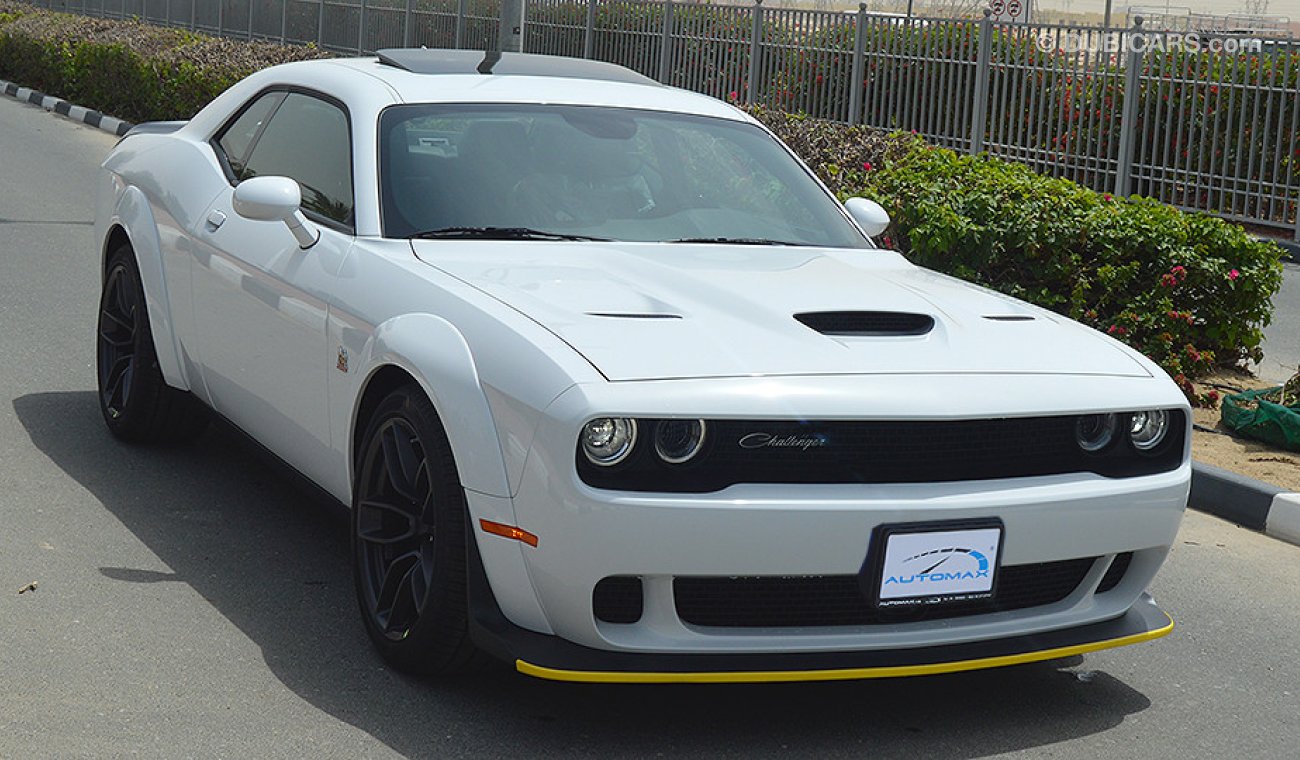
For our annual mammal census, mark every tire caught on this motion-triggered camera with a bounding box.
[352,385,482,674]
[96,244,210,444]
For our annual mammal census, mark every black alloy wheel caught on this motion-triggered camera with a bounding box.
[98,256,141,419]
[95,245,209,443]
[352,386,480,674]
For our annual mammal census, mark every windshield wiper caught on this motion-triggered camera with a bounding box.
[669,237,807,246]
[410,226,611,242]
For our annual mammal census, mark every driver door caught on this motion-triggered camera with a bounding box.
[189,90,354,485]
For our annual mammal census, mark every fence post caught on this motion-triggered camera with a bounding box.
[969,8,993,154]
[747,0,763,105]
[455,0,467,49]
[217,0,224,36]
[190,0,196,31]
[280,0,288,44]
[848,3,867,125]
[1114,16,1145,199]
[403,0,412,48]
[318,0,326,48]
[583,0,596,59]
[658,1,675,84]
[359,0,368,53]
[247,0,254,41]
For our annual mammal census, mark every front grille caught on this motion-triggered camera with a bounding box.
[795,311,934,336]
[576,414,1186,493]
[593,576,643,624]
[1096,552,1133,593]
[674,557,1097,628]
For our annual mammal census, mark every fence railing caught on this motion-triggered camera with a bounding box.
[26,0,1300,241]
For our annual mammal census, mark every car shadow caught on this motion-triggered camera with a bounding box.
[15,390,1152,759]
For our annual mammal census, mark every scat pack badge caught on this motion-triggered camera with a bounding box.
[336,346,349,373]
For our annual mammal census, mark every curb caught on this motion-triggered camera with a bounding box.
[1,78,133,137]
[1191,462,1300,546]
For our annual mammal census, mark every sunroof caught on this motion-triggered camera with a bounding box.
[375,48,657,86]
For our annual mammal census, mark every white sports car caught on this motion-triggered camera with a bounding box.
[95,49,1189,682]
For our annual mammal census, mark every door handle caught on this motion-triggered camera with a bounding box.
[206,209,227,231]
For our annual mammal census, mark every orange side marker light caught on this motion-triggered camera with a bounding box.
[479,519,539,547]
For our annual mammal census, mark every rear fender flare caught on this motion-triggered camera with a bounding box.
[103,187,189,391]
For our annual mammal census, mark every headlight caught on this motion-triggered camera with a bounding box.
[654,420,707,463]
[581,418,637,466]
[1076,413,1117,452]
[1129,410,1170,451]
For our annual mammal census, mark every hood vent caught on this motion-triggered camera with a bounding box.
[795,311,934,337]
[586,312,682,320]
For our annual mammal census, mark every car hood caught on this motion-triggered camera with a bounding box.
[411,242,1150,382]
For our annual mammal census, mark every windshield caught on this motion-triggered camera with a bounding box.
[378,104,869,248]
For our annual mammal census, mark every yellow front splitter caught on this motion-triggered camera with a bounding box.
[516,610,1173,684]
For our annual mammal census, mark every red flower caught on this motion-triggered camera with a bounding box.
[1228,269,1240,280]
[862,162,873,171]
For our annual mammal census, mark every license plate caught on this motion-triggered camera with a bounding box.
[869,520,1003,608]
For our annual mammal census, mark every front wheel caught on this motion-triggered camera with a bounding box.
[96,244,209,443]
[352,385,481,674]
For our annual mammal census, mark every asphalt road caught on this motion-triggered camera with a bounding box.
[1259,259,1300,384]
[1,96,1298,759]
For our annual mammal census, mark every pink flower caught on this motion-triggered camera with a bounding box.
[1171,265,1187,280]
[728,90,738,101]
[1102,193,1113,202]
[862,162,873,171]
[1228,269,1240,280]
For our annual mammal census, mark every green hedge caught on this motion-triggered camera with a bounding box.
[0,4,1285,404]
[0,5,326,122]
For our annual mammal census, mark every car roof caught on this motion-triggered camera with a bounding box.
[374,48,658,86]
[314,51,747,122]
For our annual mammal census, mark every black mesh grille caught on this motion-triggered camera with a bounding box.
[593,576,644,624]
[795,311,934,336]
[577,413,1186,493]
[1096,552,1133,593]
[674,557,1097,628]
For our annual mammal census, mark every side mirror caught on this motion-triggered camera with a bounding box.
[844,197,891,238]
[232,176,320,249]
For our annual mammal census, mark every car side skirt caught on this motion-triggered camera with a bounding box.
[465,531,1174,684]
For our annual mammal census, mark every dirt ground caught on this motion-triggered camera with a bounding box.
[1191,370,1300,491]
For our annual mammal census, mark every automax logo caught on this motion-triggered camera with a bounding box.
[883,547,990,587]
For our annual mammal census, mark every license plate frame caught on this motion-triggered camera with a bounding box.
[863,519,1005,610]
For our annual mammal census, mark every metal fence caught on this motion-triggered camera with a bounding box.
[26,0,1300,240]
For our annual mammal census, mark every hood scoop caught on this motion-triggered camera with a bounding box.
[795,311,935,337]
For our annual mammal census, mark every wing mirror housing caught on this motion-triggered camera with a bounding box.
[232,176,320,249]
[844,197,891,238]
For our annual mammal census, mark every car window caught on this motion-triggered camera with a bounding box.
[378,104,868,248]
[216,92,284,178]
[241,92,354,227]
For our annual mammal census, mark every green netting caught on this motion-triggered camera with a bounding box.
[1221,386,1300,452]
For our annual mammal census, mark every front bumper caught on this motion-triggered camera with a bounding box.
[467,536,1173,683]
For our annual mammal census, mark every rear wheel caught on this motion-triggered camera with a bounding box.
[352,385,481,674]
[96,244,209,443]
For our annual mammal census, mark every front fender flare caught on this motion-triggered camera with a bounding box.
[353,313,513,502]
